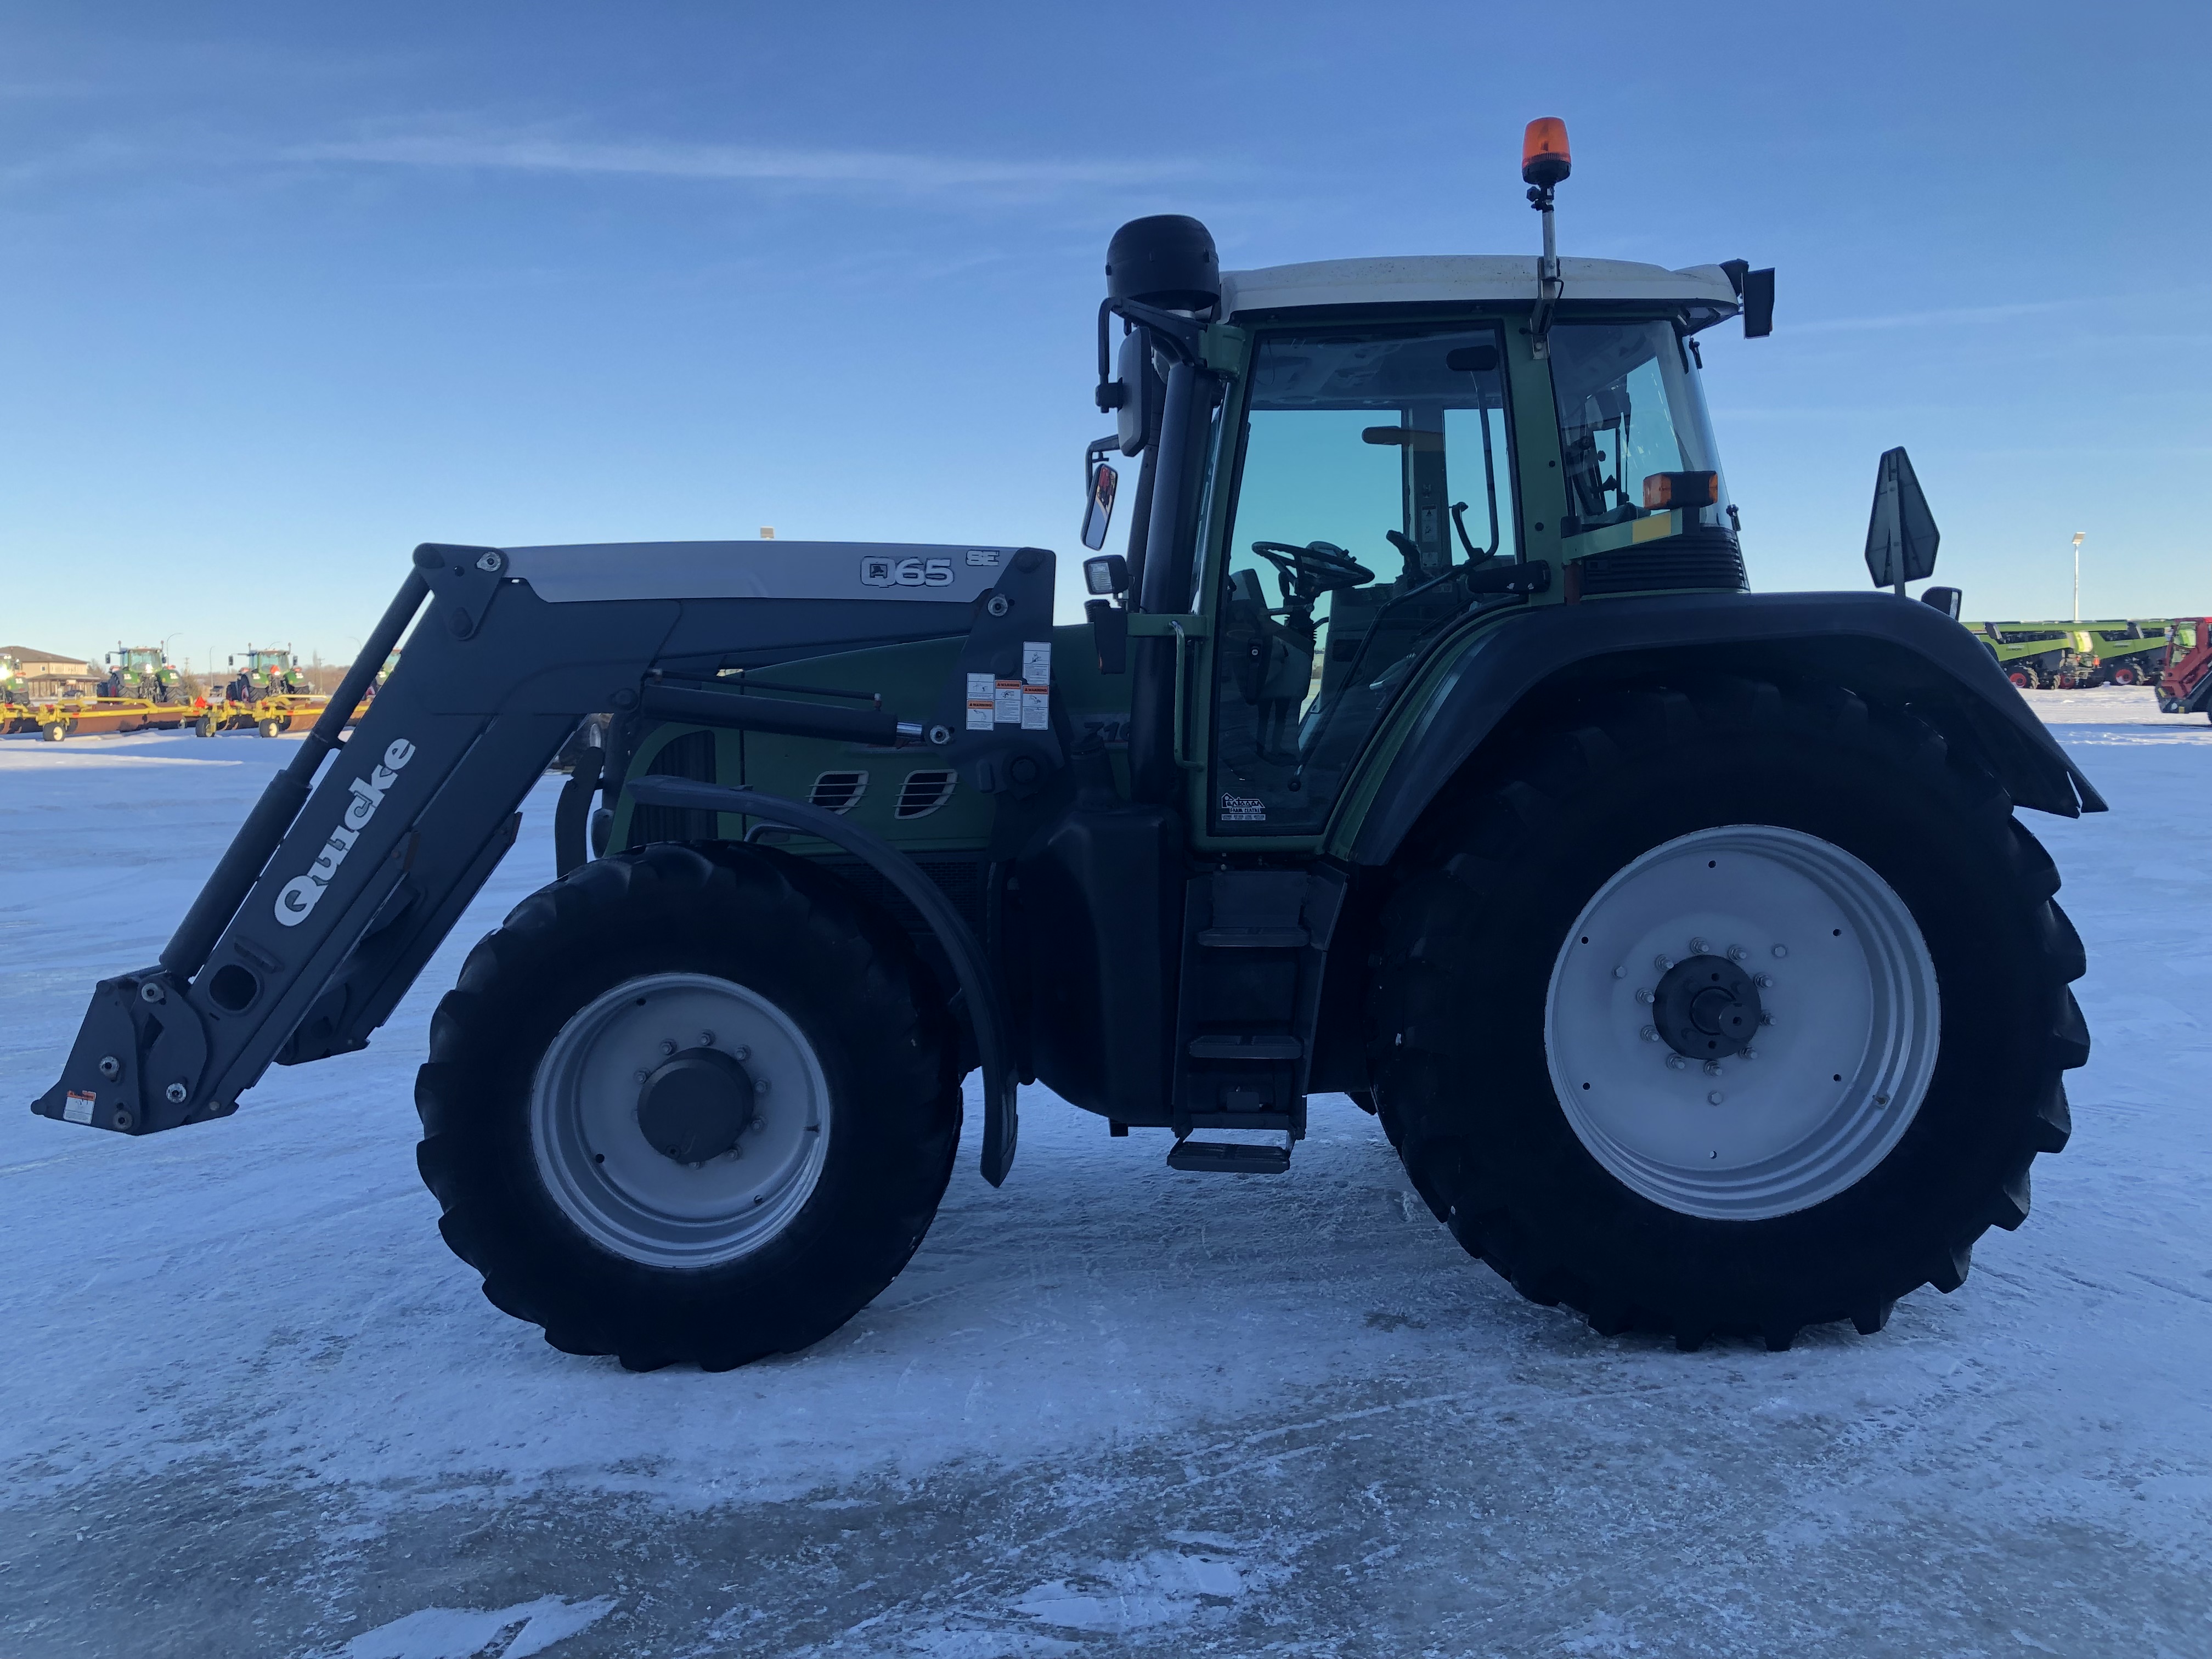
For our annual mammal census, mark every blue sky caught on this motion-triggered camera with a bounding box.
[2,1,2206,670]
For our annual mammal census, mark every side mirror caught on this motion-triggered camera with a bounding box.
[1721,261,1775,337]
[1920,585,1963,621]
[1114,330,1151,455]
[1080,452,1120,552]
[1864,446,1939,595]
[1741,268,1775,337]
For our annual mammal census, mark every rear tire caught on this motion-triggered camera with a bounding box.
[416,842,962,1370]
[1368,680,2085,1350]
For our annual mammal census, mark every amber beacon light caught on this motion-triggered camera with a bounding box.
[1522,118,1571,187]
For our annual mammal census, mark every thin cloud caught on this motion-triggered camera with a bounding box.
[1790,299,2076,334]
[285,129,1200,193]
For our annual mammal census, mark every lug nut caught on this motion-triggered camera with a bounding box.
[659,1040,678,1057]
[1689,936,1709,955]
[97,1056,122,1081]
[1654,953,1674,972]
[1635,988,1654,1005]
[1754,973,1775,989]
[1760,1012,1775,1026]
[1708,1091,1725,1105]
[635,1069,650,1083]
[1640,1025,1660,1042]
[1666,1055,1689,1071]
[1772,944,1788,958]
[754,1077,772,1095]
[732,1045,751,1062]
[1728,945,1748,963]
[699,1031,715,1047]
[1742,1046,1759,1060]
[1612,965,1626,980]
[1704,1060,1723,1077]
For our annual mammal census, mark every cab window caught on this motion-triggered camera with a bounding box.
[1209,325,1518,836]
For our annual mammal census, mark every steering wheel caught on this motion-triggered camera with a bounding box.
[1249,541,1374,606]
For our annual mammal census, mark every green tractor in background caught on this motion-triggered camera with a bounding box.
[39,120,2098,1367]
[100,644,187,704]
[224,646,309,705]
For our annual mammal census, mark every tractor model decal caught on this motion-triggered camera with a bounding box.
[860,555,955,588]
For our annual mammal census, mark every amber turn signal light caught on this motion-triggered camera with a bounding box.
[1643,471,1719,510]
[1522,118,1571,188]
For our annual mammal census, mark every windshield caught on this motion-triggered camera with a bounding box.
[1548,321,1726,538]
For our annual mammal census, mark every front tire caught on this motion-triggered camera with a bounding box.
[416,843,961,1370]
[1368,681,2085,1350]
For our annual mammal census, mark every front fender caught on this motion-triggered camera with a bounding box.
[1339,590,2104,868]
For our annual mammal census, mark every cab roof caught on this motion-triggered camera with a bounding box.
[1218,255,1739,320]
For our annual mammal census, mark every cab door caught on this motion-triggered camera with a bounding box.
[1199,322,1524,843]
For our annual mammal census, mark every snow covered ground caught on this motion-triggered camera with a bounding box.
[1,689,2205,1658]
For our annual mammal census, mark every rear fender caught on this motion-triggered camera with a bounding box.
[1341,590,2104,870]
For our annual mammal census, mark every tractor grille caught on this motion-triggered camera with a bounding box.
[1574,530,1747,597]
[808,770,869,813]
[895,769,959,819]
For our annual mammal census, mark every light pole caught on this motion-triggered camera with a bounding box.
[2070,531,2085,623]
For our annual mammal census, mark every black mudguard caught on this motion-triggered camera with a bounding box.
[1350,589,2104,868]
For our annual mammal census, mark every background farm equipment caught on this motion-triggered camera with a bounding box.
[100,644,187,704]
[2155,619,2210,718]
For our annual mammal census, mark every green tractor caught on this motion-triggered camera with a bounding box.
[100,644,186,704]
[224,646,308,705]
[38,120,2096,1364]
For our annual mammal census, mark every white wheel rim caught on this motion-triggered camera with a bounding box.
[1544,825,1939,1221]
[531,972,831,1267]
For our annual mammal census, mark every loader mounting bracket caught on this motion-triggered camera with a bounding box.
[413,543,510,641]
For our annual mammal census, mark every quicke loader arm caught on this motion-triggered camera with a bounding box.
[33,540,1063,1186]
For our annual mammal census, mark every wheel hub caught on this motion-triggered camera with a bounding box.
[1654,955,1763,1059]
[530,972,831,1268]
[636,1047,755,1165]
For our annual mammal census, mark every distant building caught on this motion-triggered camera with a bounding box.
[0,645,100,700]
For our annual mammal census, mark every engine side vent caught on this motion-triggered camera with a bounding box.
[895,769,959,820]
[808,770,868,813]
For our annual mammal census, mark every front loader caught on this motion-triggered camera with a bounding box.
[37,122,2100,1366]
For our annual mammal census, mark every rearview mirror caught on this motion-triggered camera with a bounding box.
[1081,455,1120,551]
[1741,268,1775,337]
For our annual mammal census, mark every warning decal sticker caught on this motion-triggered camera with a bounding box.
[966,673,996,731]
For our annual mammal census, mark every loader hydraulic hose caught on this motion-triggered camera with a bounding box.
[160,572,431,983]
